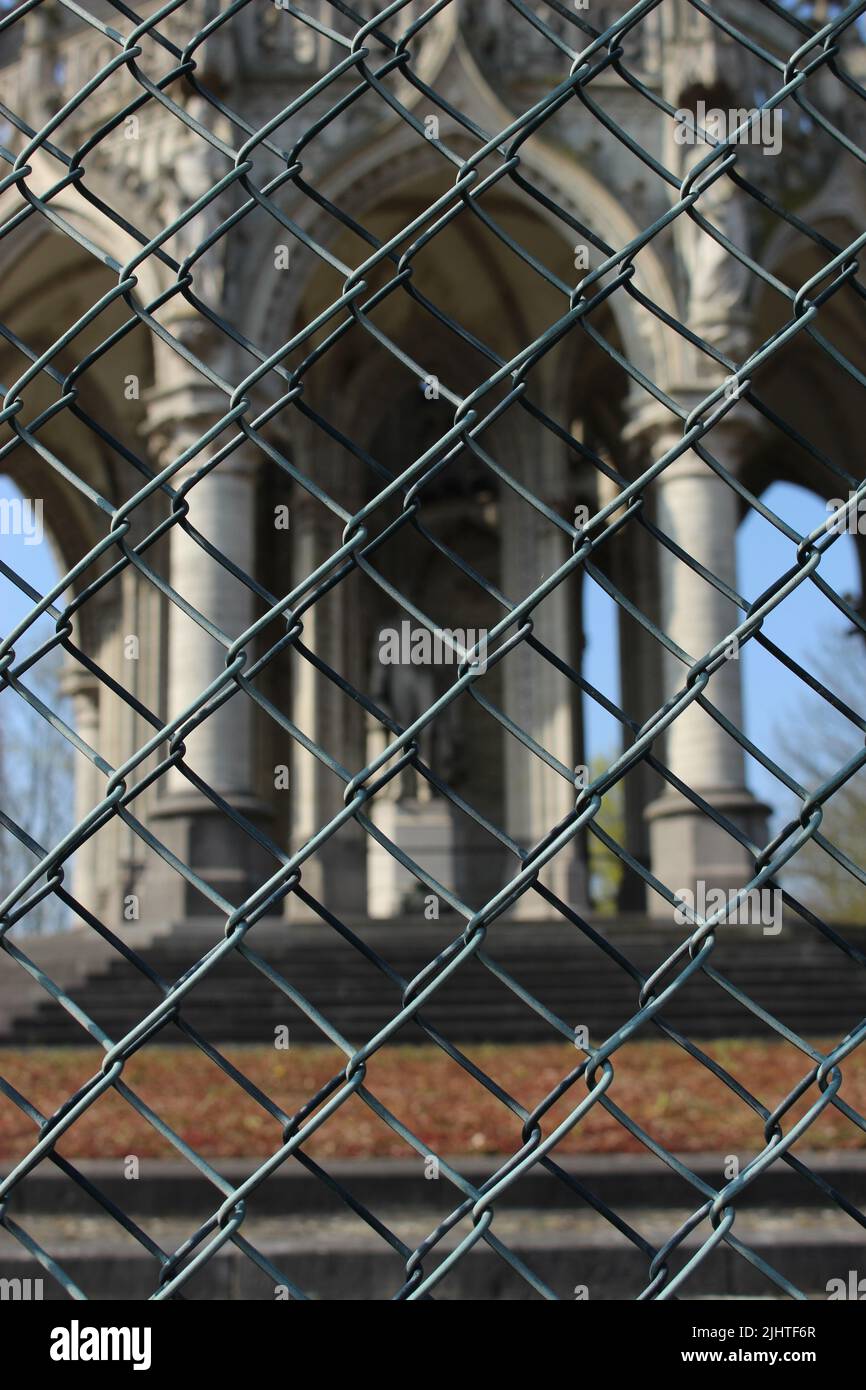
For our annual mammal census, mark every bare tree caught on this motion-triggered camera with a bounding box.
[778,634,866,924]
[0,644,74,934]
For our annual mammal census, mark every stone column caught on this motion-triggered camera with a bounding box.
[63,667,101,923]
[165,451,256,798]
[637,411,768,914]
[499,442,589,918]
[289,486,367,920]
[141,389,274,925]
[593,466,665,912]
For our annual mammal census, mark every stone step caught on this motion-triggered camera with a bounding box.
[61,975,866,1000]
[5,1154,863,1218]
[5,919,866,1045]
[0,1205,858,1300]
[47,998,865,1024]
[10,1017,856,1047]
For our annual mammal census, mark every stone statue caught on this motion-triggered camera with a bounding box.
[369,615,461,802]
[166,106,232,309]
[677,150,752,355]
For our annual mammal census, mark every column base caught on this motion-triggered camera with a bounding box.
[139,792,280,929]
[287,827,368,923]
[508,844,590,920]
[366,798,458,919]
[645,787,771,922]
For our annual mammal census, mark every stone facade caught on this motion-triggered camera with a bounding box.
[1,1,865,930]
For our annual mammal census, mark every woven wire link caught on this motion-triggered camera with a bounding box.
[0,0,865,1300]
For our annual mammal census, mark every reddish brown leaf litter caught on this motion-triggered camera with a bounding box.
[1,1040,863,1161]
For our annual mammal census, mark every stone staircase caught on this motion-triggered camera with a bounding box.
[2,916,866,1046]
[2,1153,863,1299]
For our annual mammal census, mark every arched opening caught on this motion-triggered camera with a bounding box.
[739,480,865,921]
[276,168,636,918]
[739,222,866,920]
[0,219,159,934]
[0,473,73,933]
[738,482,862,814]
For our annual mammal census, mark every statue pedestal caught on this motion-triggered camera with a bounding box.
[367,798,457,918]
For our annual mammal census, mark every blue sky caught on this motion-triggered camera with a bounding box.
[581,480,860,820]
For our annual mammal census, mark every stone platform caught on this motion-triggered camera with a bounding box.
[1,1152,863,1300]
[2,916,865,1046]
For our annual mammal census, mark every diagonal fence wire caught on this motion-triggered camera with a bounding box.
[0,0,864,1299]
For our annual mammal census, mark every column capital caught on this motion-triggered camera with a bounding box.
[141,383,262,481]
[504,421,577,513]
[59,662,100,705]
[623,394,768,480]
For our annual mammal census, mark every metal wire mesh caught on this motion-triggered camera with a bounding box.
[1,0,866,1300]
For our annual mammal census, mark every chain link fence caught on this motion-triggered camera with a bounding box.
[0,0,866,1300]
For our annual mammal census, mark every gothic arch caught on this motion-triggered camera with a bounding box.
[238,115,678,395]
[0,194,167,923]
[0,209,160,627]
[747,207,866,505]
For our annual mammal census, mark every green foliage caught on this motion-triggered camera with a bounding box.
[587,753,624,915]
